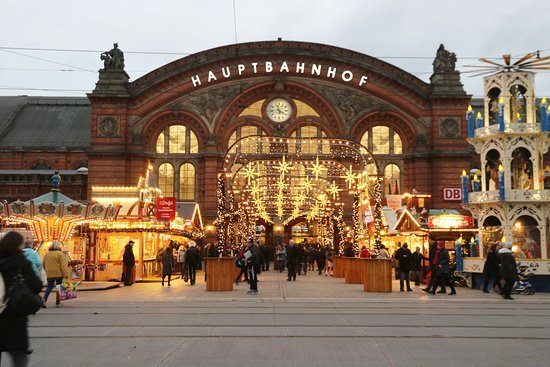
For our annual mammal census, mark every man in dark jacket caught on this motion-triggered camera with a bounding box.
[483,243,502,293]
[185,241,200,285]
[286,240,299,281]
[422,239,438,293]
[246,239,261,294]
[395,243,413,291]
[0,231,43,366]
[431,241,456,295]
[410,246,426,286]
[122,240,136,286]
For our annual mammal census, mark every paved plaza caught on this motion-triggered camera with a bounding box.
[26,269,550,367]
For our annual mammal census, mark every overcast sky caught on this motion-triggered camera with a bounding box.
[1,0,549,98]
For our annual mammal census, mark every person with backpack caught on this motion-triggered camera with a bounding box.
[0,231,43,367]
[43,240,69,307]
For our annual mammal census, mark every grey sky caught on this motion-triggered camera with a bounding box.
[1,0,549,98]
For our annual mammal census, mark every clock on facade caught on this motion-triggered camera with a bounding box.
[266,98,292,122]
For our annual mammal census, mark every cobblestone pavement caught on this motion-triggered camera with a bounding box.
[26,269,550,367]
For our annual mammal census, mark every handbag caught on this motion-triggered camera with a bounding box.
[8,272,43,316]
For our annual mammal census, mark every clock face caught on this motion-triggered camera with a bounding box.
[266,98,292,122]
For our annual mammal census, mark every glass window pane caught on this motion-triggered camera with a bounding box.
[168,125,186,153]
[179,163,195,201]
[228,131,238,150]
[156,131,165,153]
[384,164,400,194]
[372,126,390,154]
[393,132,403,154]
[158,163,174,197]
[360,131,369,150]
[189,131,198,153]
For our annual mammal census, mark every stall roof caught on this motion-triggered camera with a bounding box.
[176,202,203,230]
[25,190,75,205]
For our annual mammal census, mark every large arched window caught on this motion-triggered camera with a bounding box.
[156,125,198,154]
[384,164,401,194]
[360,126,402,155]
[179,163,196,201]
[155,124,198,200]
[289,125,328,154]
[158,163,174,197]
[228,125,267,153]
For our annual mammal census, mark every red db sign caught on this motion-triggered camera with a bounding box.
[443,188,462,201]
[156,197,176,221]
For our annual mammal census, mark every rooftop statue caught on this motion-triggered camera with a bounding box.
[101,43,125,70]
[433,44,457,73]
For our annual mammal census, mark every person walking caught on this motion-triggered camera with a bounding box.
[0,231,43,367]
[410,246,426,286]
[275,244,286,273]
[431,241,456,295]
[316,245,327,275]
[122,240,136,286]
[483,243,503,294]
[245,240,261,295]
[395,243,413,292]
[42,240,69,307]
[177,243,187,279]
[499,242,518,300]
[185,241,200,285]
[161,246,174,286]
[325,247,334,276]
[234,247,248,285]
[286,240,299,281]
[22,241,42,278]
[422,240,438,293]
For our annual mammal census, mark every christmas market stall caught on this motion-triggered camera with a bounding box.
[88,167,203,282]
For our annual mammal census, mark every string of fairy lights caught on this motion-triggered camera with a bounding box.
[215,135,384,251]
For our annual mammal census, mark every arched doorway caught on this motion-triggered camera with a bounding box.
[218,135,381,254]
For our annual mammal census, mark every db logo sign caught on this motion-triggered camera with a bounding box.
[443,188,462,201]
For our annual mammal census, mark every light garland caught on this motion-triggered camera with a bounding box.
[215,173,226,248]
[352,193,360,253]
[372,176,384,250]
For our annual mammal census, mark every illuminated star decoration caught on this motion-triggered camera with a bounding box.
[249,181,261,199]
[309,157,326,180]
[276,155,291,176]
[340,165,359,189]
[327,180,342,199]
[301,175,314,194]
[241,165,260,185]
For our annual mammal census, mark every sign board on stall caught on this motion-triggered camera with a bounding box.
[156,197,176,221]
[443,187,462,201]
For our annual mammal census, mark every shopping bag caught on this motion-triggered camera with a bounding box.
[39,267,47,286]
[57,281,78,301]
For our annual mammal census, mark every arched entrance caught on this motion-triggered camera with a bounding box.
[216,135,382,253]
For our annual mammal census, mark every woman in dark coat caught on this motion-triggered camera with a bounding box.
[122,241,135,286]
[0,231,42,366]
[161,246,174,286]
[483,243,502,293]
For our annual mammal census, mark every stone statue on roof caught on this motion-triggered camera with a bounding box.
[433,44,457,73]
[101,43,125,70]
